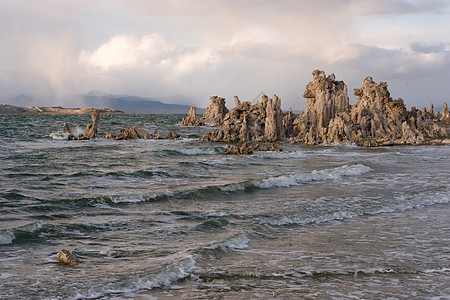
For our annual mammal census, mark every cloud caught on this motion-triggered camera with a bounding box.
[410,42,447,54]
[348,0,450,17]
[79,34,176,72]
[1,0,450,110]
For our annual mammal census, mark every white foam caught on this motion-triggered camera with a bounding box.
[205,211,229,217]
[423,267,450,274]
[219,182,248,192]
[18,221,43,233]
[174,147,221,156]
[0,221,43,244]
[50,126,84,140]
[110,190,174,203]
[254,150,307,159]
[72,256,197,300]
[0,230,15,244]
[267,210,358,227]
[204,233,250,251]
[219,164,372,192]
[255,164,372,189]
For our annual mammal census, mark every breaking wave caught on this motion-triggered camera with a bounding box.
[72,255,197,300]
[68,164,372,207]
[0,221,43,244]
[220,164,372,192]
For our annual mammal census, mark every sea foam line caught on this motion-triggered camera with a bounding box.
[264,190,449,228]
[221,164,372,192]
[72,255,197,300]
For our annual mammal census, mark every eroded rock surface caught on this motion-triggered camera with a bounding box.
[197,96,229,126]
[180,106,198,126]
[201,94,286,143]
[108,127,181,140]
[80,110,100,140]
[292,70,449,146]
[63,110,100,140]
[293,70,349,145]
[224,142,282,155]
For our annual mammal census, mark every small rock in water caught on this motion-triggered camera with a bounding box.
[56,249,80,265]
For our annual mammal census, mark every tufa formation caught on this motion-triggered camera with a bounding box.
[183,70,449,146]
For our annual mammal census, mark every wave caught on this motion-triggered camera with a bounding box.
[220,164,372,192]
[72,255,197,300]
[161,147,224,156]
[63,164,372,207]
[0,221,43,244]
[109,190,174,204]
[264,190,449,228]
[201,233,250,253]
[253,150,307,159]
[49,126,84,140]
[72,234,250,299]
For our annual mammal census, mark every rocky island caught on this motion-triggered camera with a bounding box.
[182,70,450,147]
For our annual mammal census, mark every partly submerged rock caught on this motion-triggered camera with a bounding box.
[108,126,181,140]
[224,142,282,155]
[65,109,101,140]
[56,249,80,265]
[180,106,199,126]
[79,110,100,140]
[113,125,152,140]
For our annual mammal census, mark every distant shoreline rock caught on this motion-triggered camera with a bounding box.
[0,103,123,114]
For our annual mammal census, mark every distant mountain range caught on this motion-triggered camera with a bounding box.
[0,92,204,114]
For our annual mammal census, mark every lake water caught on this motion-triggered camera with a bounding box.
[0,114,449,299]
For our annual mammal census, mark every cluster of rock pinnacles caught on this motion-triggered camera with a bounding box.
[64,70,449,148]
[182,70,449,147]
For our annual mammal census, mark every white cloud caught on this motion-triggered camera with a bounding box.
[79,34,175,72]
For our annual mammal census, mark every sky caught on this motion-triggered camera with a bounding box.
[1,0,449,111]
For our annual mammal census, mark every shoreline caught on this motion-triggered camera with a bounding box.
[0,103,123,115]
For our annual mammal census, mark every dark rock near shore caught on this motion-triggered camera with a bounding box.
[224,142,282,155]
[56,249,80,265]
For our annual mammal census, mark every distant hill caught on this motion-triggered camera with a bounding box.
[82,92,204,114]
[0,92,204,114]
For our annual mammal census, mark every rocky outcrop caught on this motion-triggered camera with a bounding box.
[224,142,282,155]
[197,96,229,126]
[80,110,100,140]
[440,102,450,125]
[63,110,181,141]
[292,70,449,146]
[63,122,77,140]
[63,110,100,140]
[112,125,153,140]
[106,126,181,140]
[293,70,349,145]
[200,94,287,143]
[56,249,80,265]
[180,106,198,126]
